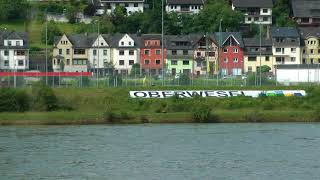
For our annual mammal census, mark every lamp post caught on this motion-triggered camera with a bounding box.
[161,0,165,86]
[259,23,262,86]
[45,9,48,86]
[217,19,222,86]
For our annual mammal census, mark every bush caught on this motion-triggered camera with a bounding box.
[191,104,219,123]
[0,88,29,112]
[32,82,58,111]
[103,111,132,123]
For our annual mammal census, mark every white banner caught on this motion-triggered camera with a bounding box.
[129,90,306,98]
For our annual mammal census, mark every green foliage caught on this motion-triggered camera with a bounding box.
[83,4,96,16]
[0,0,29,21]
[258,65,271,73]
[0,88,29,112]
[103,111,132,123]
[273,0,297,27]
[66,5,78,24]
[41,21,62,45]
[179,74,191,86]
[32,82,58,111]
[130,63,140,76]
[108,75,123,87]
[244,111,265,122]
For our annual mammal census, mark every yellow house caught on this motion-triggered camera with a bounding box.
[52,34,92,72]
[300,27,320,64]
[243,38,275,74]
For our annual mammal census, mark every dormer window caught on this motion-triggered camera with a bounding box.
[8,41,11,46]
[121,41,124,46]
[101,43,104,46]
[263,9,268,13]
[129,42,132,46]
[16,41,20,46]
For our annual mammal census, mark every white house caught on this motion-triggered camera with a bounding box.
[271,27,301,65]
[166,0,205,14]
[0,31,29,71]
[231,0,273,25]
[111,34,140,74]
[93,0,145,15]
[88,34,113,75]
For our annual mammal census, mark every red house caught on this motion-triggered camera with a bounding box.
[215,32,244,76]
[140,34,166,75]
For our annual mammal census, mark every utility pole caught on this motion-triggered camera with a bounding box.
[259,23,262,86]
[161,0,165,86]
[97,21,100,88]
[217,19,222,86]
[205,32,209,86]
[45,9,48,86]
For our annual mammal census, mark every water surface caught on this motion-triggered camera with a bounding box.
[1,124,320,179]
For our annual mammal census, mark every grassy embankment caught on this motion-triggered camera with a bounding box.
[0,86,319,125]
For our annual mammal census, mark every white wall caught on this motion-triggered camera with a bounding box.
[272,47,301,64]
[0,49,29,70]
[88,35,111,69]
[277,68,320,83]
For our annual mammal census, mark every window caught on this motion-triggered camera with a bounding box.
[263,17,268,22]
[4,60,9,66]
[183,60,189,65]
[233,58,238,62]
[302,58,306,64]
[129,42,132,46]
[266,56,270,61]
[144,59,150,64]
[119,50,124,55]
[224,58,228,62]
[248,66,252,72]
[134,3,138,7]
[183,50,188,55]
[129,60,134,65]
[291,48,296,53]
[66,49,70,55]
[144,50,150,55]
[318,49,320,54]
[67,59,70,65]
[233,48,238,53]
[209,52,215,57]
[129,50,134,55]
[263,9,268,13]
[125,3,129,7]
[103,50,107,56]
[303,49,306,54]
[59,49,62,55]
[311,49,314,54]
[291,57,296,62]
[318,58,320,64]
[18,60,24,66]
[172,50,177,55]
[74,49,85,55]
[156,50,161,55]
[276,48,282,53]
[16,50,25,56]
[310,58,314,64]
[223,48,228,53]
[119,60,124,65]
[121,41,124,45]
[57,59,61,65]
[156,60,160,64]
[93,50,97,56]
[101,43,104,46]
[247,17,252,21]
[8,41,11,46]
[248,57,256,61]
[16,41,20,46]
[254,17,259,21]
[171,60,177,65]
[4,50,8,56]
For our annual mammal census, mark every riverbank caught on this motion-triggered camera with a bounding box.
[0,86,319,125]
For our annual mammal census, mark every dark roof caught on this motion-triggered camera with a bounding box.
[106,33,141,48]
[271,27,299,38]
[166,0,205,5]
[140,34,162,48]
[0,31,28,49]
[165,35,195,50]
[299,27,320,39]
[243,38,272,46]
[232,0,273,8]
[292,0,320,18]
[214,32,244,47]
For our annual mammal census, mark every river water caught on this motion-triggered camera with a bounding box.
[1,124,320,180]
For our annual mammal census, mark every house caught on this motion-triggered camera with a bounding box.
[276,64,320,84]
[166,0,205,14]
[93,0,145,15]
[192,34,219,76]
[53,33,112,74]
[166,35,194,76]
[243,38,274,73]
[140,34,166,76]
[110,34,141,74]
[292,0,320,26]
[231,0,273,25]
[214,32,244,76]
[271,27,301,65]
[0,31,29,71]
[299,27,320,64]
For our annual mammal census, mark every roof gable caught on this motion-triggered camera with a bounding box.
[232,0,273,8]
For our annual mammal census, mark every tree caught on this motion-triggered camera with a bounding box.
[130,63,140,76]
[41,22,62,45]
[60,60,65,72]
[66,5,78,24]
[258,65,271,73]
[0,0,29,21]
[273,0,296,26]
[83,4,96,16]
